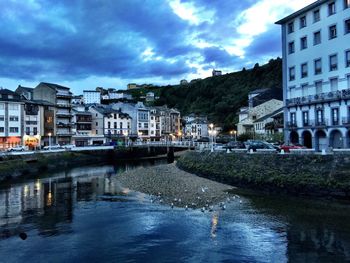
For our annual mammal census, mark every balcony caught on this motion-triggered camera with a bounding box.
[314,119,328,128]
[56,132,74,136]
[342,117,350,126]
[57,103,72,108]
[286,89,350,107]
[286,121,298,129]
[56,112,72,118]
[57,122,72,128]
[25,121,38,125]
[56,92,72,98]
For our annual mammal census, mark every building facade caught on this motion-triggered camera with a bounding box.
[0,89,23,149]
[276,0,350,150]
[33,82,73,145]
[83,90,101,104]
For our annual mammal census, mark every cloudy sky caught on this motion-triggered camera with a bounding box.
[0,0,314,94]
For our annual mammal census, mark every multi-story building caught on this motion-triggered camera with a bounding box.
[0,89,23,149]
[15,85,34,100]
[33,82,73,145]
[23,100,43,149]
[276,0,350,150]
[149,108,162,140]
[72,95,84,105]
[89,105,131,144]
[184,118,209,139]
[212,69,222,76]
[83,90,101,104]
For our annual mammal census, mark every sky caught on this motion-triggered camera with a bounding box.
[0,0,315,94]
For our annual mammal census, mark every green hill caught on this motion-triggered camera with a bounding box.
[126,58,282,131]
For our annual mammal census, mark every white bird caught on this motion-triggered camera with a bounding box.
[222,205,226,210]
[185,205,188,210]
[171,203,174,208]
[201,207,205,212]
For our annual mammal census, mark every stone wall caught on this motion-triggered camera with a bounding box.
[177,151,350,199]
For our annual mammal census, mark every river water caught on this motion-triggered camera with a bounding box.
[1,161,350,263]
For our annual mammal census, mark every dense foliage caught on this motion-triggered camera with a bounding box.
[126,58,282,131]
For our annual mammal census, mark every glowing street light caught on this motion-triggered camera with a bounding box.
[48,132,52,150]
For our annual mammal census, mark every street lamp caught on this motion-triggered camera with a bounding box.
[209,123,214,152]
[48,132,52,150]
[233,130,237,142]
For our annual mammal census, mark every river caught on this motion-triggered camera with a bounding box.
[0,161,350,263]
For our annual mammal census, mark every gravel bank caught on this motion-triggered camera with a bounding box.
[117,163,235,209]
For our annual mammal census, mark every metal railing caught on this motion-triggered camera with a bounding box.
[286,88,350,106]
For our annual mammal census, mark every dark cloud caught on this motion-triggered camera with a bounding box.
[0,0,282,87]
[245,28,282,57]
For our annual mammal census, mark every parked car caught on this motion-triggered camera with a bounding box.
[62,144,76,150]
[280,143,306,152]
[223,141,246,150]
[212,143,225,150]
[43,144,62,150]
[246,141,277,152]
[195,137,209,143]
[7,145,28,152]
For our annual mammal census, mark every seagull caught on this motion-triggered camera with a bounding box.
[222,205,226,210]
[185,205,188,210]
[171,203,174,208]
[201,207,205,212]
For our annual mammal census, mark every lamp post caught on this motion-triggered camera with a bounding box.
[234,130,237,142]
[209,123,214,152]
[124,131,128,147]
[48,132,52,151]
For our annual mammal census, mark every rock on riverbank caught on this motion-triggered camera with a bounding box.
[117,163,235,209]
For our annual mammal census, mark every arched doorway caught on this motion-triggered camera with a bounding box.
[329,130,343,149]
[289,131,299,144]
[315,130,327,151]
[302,130,312,148]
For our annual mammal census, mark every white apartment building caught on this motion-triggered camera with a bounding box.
[83,90,101,104]
[276,0,350,150]
[0,89,23,149]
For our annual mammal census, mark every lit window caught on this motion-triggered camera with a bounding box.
[328,2,336,15]
[345,0,350,9]
[332,108,339,125]
[314,59,322,75]
[301,63,308,78]
[300,37,307,50]
[313,9,320,22]
[288,42,295,54]
[329,54,338,71]
[329,25,337,39]
[300,16,307,28]
[313,31,321,45]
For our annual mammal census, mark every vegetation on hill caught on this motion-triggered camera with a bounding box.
[126,58,282,131]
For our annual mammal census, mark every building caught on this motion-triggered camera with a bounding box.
[146,92,155,102]
[72,95,84,105]
[15,85,33,100]
[237,99,284,136]
[212,69,222,76]
[0,89,23,149]
[253,108,284,139]
[149,108,162,140]
[184,117,209,139]
[89,105,131,144]
[180,79,188,85]
[83,90,101,104]
[276,0,350,150]
[33,82,73,145]
[127,83,138,90]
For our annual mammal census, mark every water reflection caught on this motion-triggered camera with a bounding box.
[1,163,350,262]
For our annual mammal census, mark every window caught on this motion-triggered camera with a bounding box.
[33,127,37,135]
[8,95,13,99]
[329,54,338,71]
[313,9,320,22]
[9,127,19,133]
[301,63,308,78]
[329,25,337,39]
[300,16,306,28]
[144,123,148,129]
[315,81,323,94]
[9,116,19,122]
[289,67,295,81]
[290,113,296,126]
[330,78,338,91]
[288,41,295,54]
[303,112,309,126]
[0,127,4,133]
[288,22,294,33]
[114,114,117,119]
[302,84,308,97]
[120,122,123,129]
[96,122,98,126]
[108,121,111,128]
[8,104,18,110]
[300,37,307,49]
[328,2,336,15]
[347,75,350,88]
[316,110,324,125]
[332,108,339,125]
[96,130,98,134]
[313,31,321,45]
[26,127,30,135]
[345,0,350,8]
[0,115,4,121]
[114,122,117,129]
[314,59,322,75]
[345,19,350,34]
[345,50,350,67]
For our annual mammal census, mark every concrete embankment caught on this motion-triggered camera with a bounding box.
[0,146,185,183]
[177,151,350,200]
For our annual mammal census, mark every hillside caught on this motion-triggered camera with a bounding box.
[126,58,282,131]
